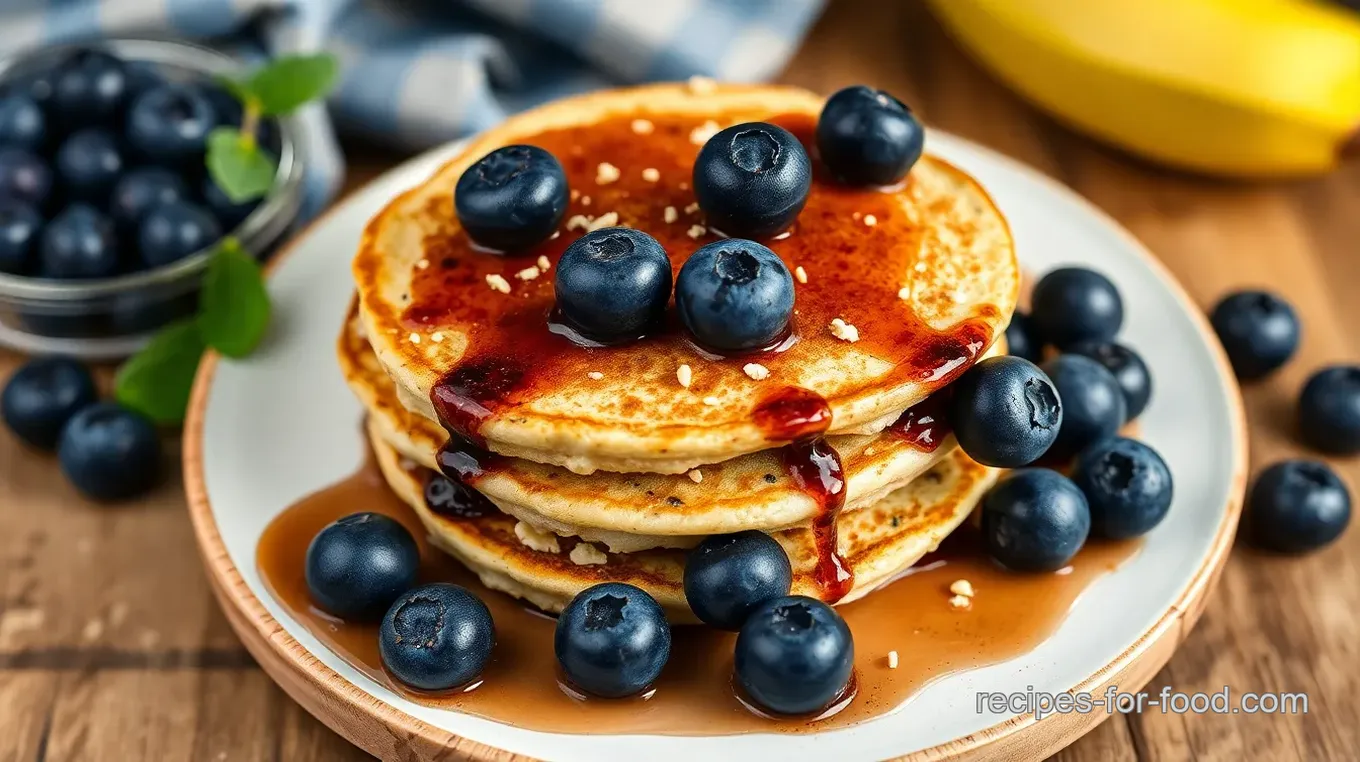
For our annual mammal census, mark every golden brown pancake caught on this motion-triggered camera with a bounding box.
[352,83,1018,475]
[367,418,998,623]
[341,301,997,552]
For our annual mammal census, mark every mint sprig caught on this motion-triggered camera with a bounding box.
[115,53,339,425]
[207,53,338,203]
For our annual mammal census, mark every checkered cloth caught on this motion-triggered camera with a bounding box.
[0,0,825,217]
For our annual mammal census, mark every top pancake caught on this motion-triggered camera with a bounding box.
[354,82,1018,474]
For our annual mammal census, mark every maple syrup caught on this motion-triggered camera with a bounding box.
[256,449,1141,736]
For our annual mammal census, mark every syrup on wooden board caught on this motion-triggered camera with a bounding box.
[256,448,1140,736]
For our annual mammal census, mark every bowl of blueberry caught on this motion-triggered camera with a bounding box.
[0,38,303,359]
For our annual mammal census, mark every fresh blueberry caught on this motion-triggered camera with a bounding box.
[947,355,1062,468]
[694,122,811,239]
[454,145,568,252]
[56,129,124,202]
[981,469,1091,571]
[204,84,244,128]
[202,177,258,230]
[1298,365,1360,454]
[51,49,130,127]
[1040,354,1126,462]
[0,198,42,274]
[555,582,671,698]
[1030,267,1124,349]
[1065,340,1152,421]
[40,205,119,279]
[110,167,189,232]
[675,239,794,352]
[734,596,854,716]
[1005,310,1042,364]
[12,67,58,112]
[2,356,97,450]
[123,60,165,100]
[0,94,45,151]
[125,84,218,165]
[554,227,672,342]
[57,402,161,501]
[305,512,419,620]
[0,148,52,208]
[138,201,222,269]
[816,85,924,186]
[1247,460,1351,553]
[1072,437,1173,539]
[379,583,495,691]
[684,530,792,630]
[1209,290,1299,380]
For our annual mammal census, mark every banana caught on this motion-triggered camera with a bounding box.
[926,0,1360,177]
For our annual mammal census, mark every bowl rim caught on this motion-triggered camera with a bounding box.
[0,36,305,303]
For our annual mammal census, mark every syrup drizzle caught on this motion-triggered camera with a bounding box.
[410,112,998,458]
[779,437,853,602]
[886,391,953,453]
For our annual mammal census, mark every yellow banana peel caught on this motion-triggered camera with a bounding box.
[926,0,1360,177]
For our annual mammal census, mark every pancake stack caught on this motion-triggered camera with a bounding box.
[345,83,1020,622]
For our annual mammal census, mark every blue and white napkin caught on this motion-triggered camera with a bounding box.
[0,0,826,217]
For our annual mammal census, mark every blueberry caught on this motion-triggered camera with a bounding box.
[693,122,811,239]
[1,357,97,450]
[56,129,124,202]
[202,177,258,230]
[1005,310,1042,364]
[12,67,58,112]
[204,85,244,128]
[1072,437,1173,539]
[0,94,45,151]
[110,167,189,231]
[816,85,924,186]
[125,84,218,165]
[555,582,671,698]
[554,227,672,342]
[454,145,568,252]
[138,201,222,269]
[305,512,419,620]
[1209,290,1299,380]
[675,239,794,352]
[1065,340,1152,421]
[0,148,53,208]
[379,583,495,691]
[0,198,42,274]
[1298,365,1360,454]
[734,596,854,716]
[947,355,1062,468]
[57,402,161,501]
[1247,460,1351,553]
[981,469,1091,571]
[123,61,165,100]
[51,49,130,127]
[684,531,792,630]
[1040,354,1126,462]
[40,205,119,279]
[1030,267,1124,349]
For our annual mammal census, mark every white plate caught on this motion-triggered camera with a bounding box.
[185,132,1246,761]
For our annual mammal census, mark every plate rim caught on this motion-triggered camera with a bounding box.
[182,133,1248,762]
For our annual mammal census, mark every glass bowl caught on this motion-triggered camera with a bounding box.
[0,38,304,359]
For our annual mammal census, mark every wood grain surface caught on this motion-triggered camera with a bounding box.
[1,1,1356,759]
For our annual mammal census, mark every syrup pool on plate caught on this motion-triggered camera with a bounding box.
[256,446,1140,736]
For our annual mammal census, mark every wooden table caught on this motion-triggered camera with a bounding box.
[2,1,1357,759]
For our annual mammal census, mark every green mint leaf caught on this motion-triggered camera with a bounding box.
[248,53,339,116]
[206,127,276,204]
[114,318,206,425]
[198,239,271,358]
